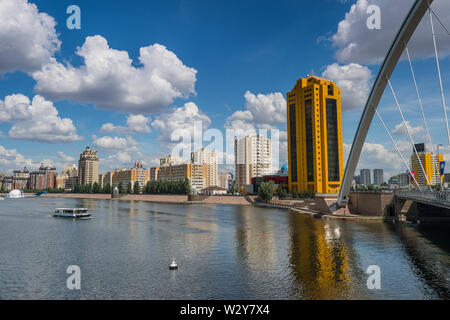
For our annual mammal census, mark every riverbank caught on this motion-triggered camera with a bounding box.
[40,193,255,205]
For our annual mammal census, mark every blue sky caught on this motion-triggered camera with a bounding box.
[1,0,450,179]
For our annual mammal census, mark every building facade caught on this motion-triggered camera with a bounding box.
[360,169,371,185]
[12,167,29,190]
[410,143,443,187]
[218,173,232,190]
[29,165,56,190]
[191,148,218,188]
[287,76,344,193]
[111,161,149,190]
[78,146,99,185]
[373,169,384,186]
[235,134,272,189]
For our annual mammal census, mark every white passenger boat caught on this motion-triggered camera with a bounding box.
[6,189,24,198]
[53,208,91,219]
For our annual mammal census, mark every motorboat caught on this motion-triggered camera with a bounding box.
[53,208,91,219]
[6,189,24,198]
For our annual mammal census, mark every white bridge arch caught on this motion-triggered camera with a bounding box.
[338,0,435,207]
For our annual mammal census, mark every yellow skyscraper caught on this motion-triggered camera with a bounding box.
[287,76,344,194]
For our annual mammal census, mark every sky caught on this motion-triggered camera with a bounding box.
[0,0,450,181]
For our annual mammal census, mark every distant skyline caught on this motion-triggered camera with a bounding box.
[1,0,450,179]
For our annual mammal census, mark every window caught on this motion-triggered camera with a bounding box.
[289,104,298,182]
[305,100,314,182]
[326,98,340,181]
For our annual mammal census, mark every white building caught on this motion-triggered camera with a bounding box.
[191,148,218,188]
[235,134,272,189]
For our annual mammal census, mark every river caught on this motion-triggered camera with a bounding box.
[0,197,448,299]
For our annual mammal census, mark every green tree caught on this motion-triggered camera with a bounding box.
[277,186,288,199]
[92,182,101,193]
[292,189,298,198]
[259,180,275,202]
[133,182,141,194]
[103,183,112,194]
[118,182,124,194]
[230,180,238,194]
[126,182,132,194]
[85,183,92,193]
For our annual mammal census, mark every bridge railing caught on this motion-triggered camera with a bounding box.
[395,190,450,205]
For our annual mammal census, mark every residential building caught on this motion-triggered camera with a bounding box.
[373,169,384,186]
[1,176,13,191]
[235,134,272,189]
[150,166,159,181]
[99,171,114,189]
[411,143,443,187]
[354,175,361,185]
[78,146,99,185]
[218,173,232,190]
[191,148,218,187]
[29,165,56,190]
[12,167,29,190]
[287,75,344,194]
[389,172,411,189]
[111,161,150,190]
[56,165,78,190]
[360,169,371,185]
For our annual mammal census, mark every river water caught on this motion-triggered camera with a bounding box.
[0,197,449,299]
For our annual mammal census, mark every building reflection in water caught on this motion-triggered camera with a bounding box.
[288,214,352,299]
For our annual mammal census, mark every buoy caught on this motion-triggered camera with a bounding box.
[169,258,178,270]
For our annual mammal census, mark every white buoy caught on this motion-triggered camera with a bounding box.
[169,258,178,270]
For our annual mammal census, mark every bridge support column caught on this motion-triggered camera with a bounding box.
[394,197,419,222]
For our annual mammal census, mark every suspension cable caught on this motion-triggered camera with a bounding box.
[387,77,432,189]
[429,6,450,36]
[429,7,450,146]
[405,44,440,185]
[375,110,422,190]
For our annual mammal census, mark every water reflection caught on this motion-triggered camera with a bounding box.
[288,215,352,299]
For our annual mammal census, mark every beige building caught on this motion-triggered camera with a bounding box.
[218,173,232,190]
[191,148,218,188]
[78,146,99,185]
[111,161,149,190]
[235,134,272,189]
[99,171,114,189]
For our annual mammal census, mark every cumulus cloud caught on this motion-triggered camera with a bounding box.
[322,63,372,111]
[151,102,211,143]
[331,0,450,64]
[56,151,76,163]
[32,35,197,114]
[101,114,151,134]
[344,142,404,179]
[92,135,140,153]
[0,145,34,172]
[0,0,60,75]
[0,94,81,143]
[225,91,286,131]
[392,121,425,137]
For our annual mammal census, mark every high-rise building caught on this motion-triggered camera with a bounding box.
[218,173,232,190]
[78,146,99,185]
[373,169,384,186]
[287,76,344,193]
[360,169,371,185]
[411,143,443,187]
[191,148,218,187]
[235,134,272,189]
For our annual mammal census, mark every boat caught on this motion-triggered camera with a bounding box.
[53,208,91,219]
[34,191,47,197]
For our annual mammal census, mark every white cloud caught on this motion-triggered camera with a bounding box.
[331,0,450,64]
[0,94,81,143]
[392,121,425,137]
[151,102,211,142]
[92,135,140,153]
[225,91,286,130]
[0,0,60,75]
[32,35,197,114]
[101,114,151,134]
[322,63,372,111]
[0,145,33,172]
[56,151,75,163]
